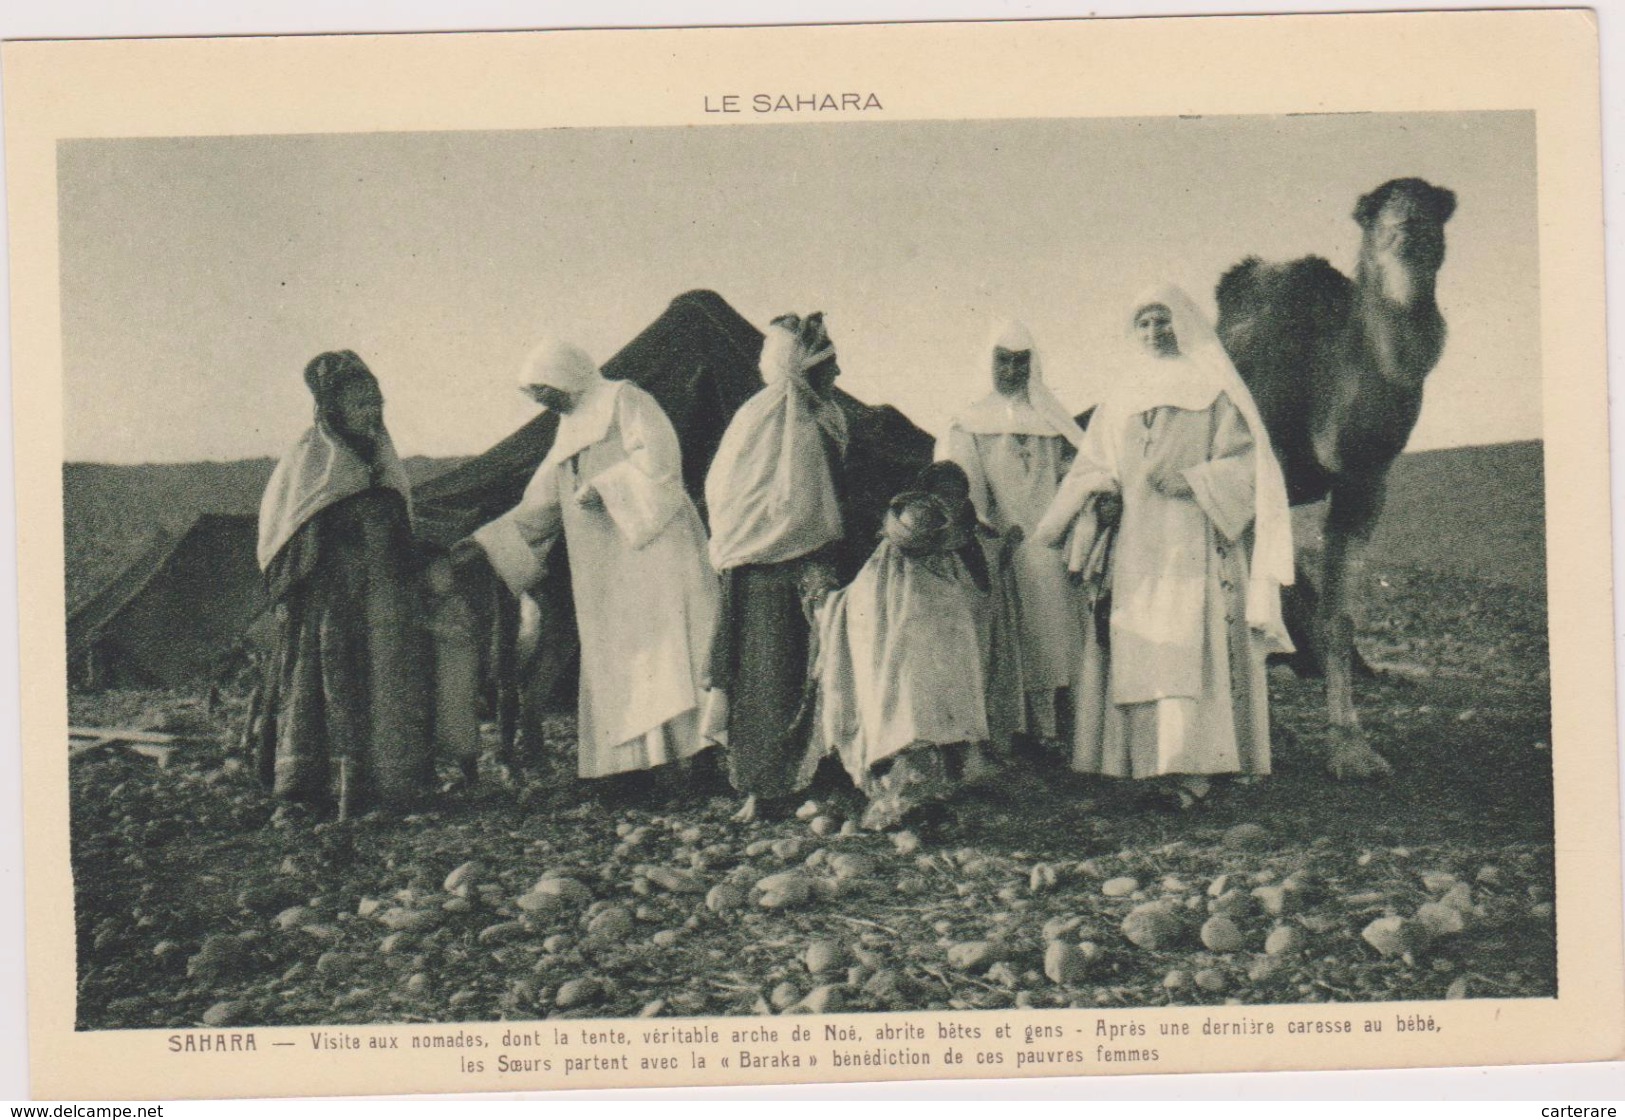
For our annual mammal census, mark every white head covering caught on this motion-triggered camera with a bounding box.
[948,319,1086,448]
[705,315,847,571]
[519,337,625,467]
[1107,283,1296,653]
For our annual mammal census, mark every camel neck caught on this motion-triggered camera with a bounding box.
[1353,259,1444,392]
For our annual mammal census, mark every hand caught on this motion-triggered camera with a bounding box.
[449,538,485,570]
[1003,524,1025,548]
[1094,491,1124,528]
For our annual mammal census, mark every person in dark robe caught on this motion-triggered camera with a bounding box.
[252,350,434,816]
[702,312,849,822]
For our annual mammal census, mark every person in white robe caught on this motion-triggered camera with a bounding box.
[459,339,719,782]
[1034,284,1294,808]
[939,320,1088,744]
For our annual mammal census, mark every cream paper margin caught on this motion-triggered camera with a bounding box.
[3,10,1617,1100]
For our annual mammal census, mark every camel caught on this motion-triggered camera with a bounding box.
[1215,177,1457,779]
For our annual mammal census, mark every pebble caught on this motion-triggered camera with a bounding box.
[744,840,776,858]
[1210,889,1259,919]
[1415,902,1466,938]
[1248,957,1286,984]
[892,831,922,856]
[1252,885,1300,917]
[795,801,822,820]
[1102,877,1140,898]
[1195,969,1228,994]
[830,854,875,881]
[639,1000,667,1018]
[187,935,251,983]
[543,934,573,953]
[1122,902,1186,950]
[443,861,486,893]
[651,929,682,949]
[947,941,994,970]
[587,907,636,939]
[379,931,417,954]
[1042,916,1082,943]
[1439,884,1475,913]
[1163,970,1189,990]
[1207,874,1232,898]
[377,907,441,933]
[404,973,431,998]
[1420,871,1460,894]
[770,839,805,862]
[1445,977,1470,1000]
[809,816,837,837]
[554,978,603,1009]
[356,898,384,920]
[706,883,746,913]
[1030,864,1061,894]
[1044,941,1091,986]
[770,982,802,1010]
[639,866,706,894]
[986,962,1021,989]
[1263,925,1305,957]
[315,951,358,978]
[477,921,526,946]
[794,985,845,1015]
[805,940,847,975]
[273,906,315,932]
[202,1000,250,1027]
[1200,915,1246,953]
[1362,916,1417,958]
[1223,823,1271,851]
[443,897,472,914]
[755,872,812,910]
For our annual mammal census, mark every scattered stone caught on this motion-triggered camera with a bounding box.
[1445,977,1471,1000]
[892,831,922,856]
[744,840,775,858]
[1210,889,1259,919]
[986,962,1021,989]
[639,1000,666,1018]
[795,801,821,820]
[1263,925,1305,957]
[1415,902,1466,939]
[443,897,472,914]
[1475,866,1504,887]
[187,935,252,983]
[1252,885,1300,917]
[587,907,636,940]
[771,838,805,861]
[755,872,812,910]
[1195,969,1228,994]
[1420,871,1459,894]
[377,907,440,933]
[809,816,837,838]
[356,898,384,920]
[477,921,525,946]
[543,934,573,953]
[706,883,747,913]
[1200,915,1246,953]
[1206,875,1232,898]
[1044,941,1091,986]
[404,973,431,998]
[1122,902,1186,950]
[315,951,358,978]
[770,982,802,1011]
[1439,884,1474,913]
[638,866,706,894]
[1042,916,1082,943]
[1223,823,1271,851]
[273,906,315,932]
[1163,970,1189,990]
[830,854,875,882]
[1362,916,1419,958]
[1248,957,1287,984]
[805,940,847,975]
[1029,863,1062,894]
[202,1000,250,1027]
[555,978,603,1010]
[1102,877,1140,898]
[794,985,845,1015]
[443,860,486,893]
[947,941,994,971]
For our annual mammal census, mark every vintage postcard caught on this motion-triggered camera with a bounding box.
[3,8,1619,1101]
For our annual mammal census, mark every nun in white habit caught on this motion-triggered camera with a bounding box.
[1035,284,1293,807]
[463,339,719,780]
[938,320,1088,742]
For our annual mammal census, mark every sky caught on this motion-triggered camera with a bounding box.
[57,111,1538,464]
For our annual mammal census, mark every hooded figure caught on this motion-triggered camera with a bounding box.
[939,319,1087,743]
[702,312,849,820]
[467,338,719,780]
[1034,284,1293,805]
[253,350,433,815]
[812,461,1003,831]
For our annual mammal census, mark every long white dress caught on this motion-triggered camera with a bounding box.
[939,426,1082,737]
[474,382,719,778]
[1040,392,1271,777]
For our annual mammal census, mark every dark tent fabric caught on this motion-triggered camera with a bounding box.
[414,288,935,566]
[66,514,268,689]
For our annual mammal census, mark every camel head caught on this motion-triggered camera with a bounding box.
[1354,178,1457,288]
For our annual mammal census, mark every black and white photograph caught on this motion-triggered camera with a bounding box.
[56,107,1557,1032]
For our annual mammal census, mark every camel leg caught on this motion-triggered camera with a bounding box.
[1320,481,1393,779]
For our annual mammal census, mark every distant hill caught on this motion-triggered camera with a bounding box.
[62,456,459,610]
[63,440,1545,610]
[1292,440,1545,591]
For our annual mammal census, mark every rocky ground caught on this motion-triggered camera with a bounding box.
[69,564,1555,1030]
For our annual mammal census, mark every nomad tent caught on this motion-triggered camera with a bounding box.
[67,513,268,689]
